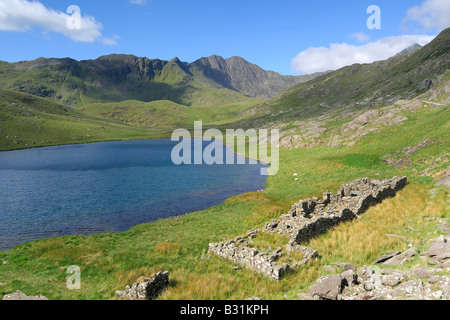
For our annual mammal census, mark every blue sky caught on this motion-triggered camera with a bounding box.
[0,0,448,74]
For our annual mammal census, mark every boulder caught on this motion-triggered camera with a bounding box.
[381,274,403,287]
[382,247,419,266]
[421,243,450,264]
[309,275,344,300]
[374,251,401,264]
[331,262,356,272]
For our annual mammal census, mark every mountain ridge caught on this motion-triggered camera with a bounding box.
[239,27,450,127]
[0,54,323,107]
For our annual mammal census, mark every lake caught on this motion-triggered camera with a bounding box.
[0,139,268,250]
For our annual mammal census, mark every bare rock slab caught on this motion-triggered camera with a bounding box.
[382,247,419,266]
[2,290,48,300]
[309,275,344,300]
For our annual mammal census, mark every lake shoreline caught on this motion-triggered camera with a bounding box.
[0,138,268,251]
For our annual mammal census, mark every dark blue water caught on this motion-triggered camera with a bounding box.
[0,139,268,250]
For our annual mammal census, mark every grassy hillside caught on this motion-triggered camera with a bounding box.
[80,99,263,128]
[239,28,450,128]
[0,89,170,151]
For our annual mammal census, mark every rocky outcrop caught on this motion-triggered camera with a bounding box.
[191,55,327,99]
[435,167,450,187]
[209,177,407,280]
[2,290,48,300]
[304,232,450,300]
[264,177,408,244]
[115,271,169,300]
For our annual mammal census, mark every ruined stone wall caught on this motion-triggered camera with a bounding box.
[209,239,289,281]
[264,176,407,244]
[115,271,169,300]
[208,177,408,281]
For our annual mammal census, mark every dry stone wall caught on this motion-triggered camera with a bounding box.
[209,177,408,281]
[264,176,408,244]
[115,271,169,300]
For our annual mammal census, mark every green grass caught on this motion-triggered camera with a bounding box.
[0,102,448,300]
[0,89,174,151]
[80,99,262,128]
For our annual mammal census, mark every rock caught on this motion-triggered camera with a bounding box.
[428,275,445,284]
[341,270,357,287]
[246,297,262,300]
[354,110,380,125]
[390,116,408,125]
[363,281,375,291]
[435,167,450,187]
[115,290,127,298]
[421,243,450,264]
[438,223,450,234]
[116,271,169,300]
[2,290,48,300]
[394,280,424,296]
[323,265,337,273]
[381,274,403,287]
[382,247,419,266]
[357,265,376,283]
[374,251,401,264]
[297,293,313,300]
[331,262,356,272]
[429,235,447,245]
[411,267,434,279]
[309,275,344,300]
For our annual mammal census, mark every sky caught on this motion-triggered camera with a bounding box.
[0,0,448,75]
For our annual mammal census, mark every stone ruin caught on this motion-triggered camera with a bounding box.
[209,176,408,281]
[115,271,169,300]
[209,236,318,281]
[264,176,408,244]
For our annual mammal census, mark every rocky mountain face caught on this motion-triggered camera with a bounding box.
[190,55,326,99]
[0,54,318,107]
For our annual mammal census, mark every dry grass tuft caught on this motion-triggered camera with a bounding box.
[154,242,181,255]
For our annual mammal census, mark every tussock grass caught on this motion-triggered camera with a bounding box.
[154,242,182,255]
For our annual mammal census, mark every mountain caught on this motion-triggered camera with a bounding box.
[189,55,327,99]
[396,43,423,56]
[241,28,450,126]
[0,54,320,108]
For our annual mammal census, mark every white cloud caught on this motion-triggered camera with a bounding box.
[349,32,371,43]
[102,35,120,46]
[291,35,436,74]
[402,0,450,32]
[0,0,102,42]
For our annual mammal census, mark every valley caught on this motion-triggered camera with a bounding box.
[0,26,448,301]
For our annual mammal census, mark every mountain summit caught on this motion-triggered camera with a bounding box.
[190,55,325,99]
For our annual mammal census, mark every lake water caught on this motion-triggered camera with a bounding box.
[0,139,268,250]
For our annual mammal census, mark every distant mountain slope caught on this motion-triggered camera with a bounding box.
[241,28,450,126]
[396,43,423,56]
[0,89,161,150]
[190,55,327,99]
[0,54,319,107]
